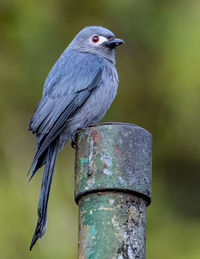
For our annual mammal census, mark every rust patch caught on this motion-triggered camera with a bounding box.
[102,161,108,169]
[91,130,99,142]
[114,147,119,153]
[96,191,109,196]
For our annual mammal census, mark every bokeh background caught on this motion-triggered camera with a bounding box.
[0,0,200,258]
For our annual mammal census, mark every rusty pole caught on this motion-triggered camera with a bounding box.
[74,123,152,259]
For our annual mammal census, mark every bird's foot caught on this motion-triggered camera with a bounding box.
[71,131,79,149]
[71,139,77,149]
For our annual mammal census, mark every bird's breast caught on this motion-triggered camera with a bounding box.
[66,61,118,133]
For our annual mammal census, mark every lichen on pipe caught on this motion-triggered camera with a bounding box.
[74,123,152,259]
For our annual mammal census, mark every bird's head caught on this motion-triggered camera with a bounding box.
[68,26,124,63]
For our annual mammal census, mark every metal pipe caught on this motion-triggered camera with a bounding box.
[74,123,152,259]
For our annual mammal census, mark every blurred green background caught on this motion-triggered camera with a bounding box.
[0,0,200,258]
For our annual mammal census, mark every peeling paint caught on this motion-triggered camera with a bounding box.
[78,193,146,259]
[88,138,94,176]
[103,168,113,176]
[100,154,112,167]
[86,176,95,188]
[75,124,152,204]
[128,245,134,258]
[75,124,152,258]
[109,199,115,205]
[78,194,146,258]
[118,176,126,185]
[78,224,89,259]
[101,154,113,176]
[98,205,115,211]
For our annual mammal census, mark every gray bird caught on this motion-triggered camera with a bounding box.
[28,26,124,250]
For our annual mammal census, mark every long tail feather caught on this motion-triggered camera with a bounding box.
[28,152,47,181]
[30,138,59,250]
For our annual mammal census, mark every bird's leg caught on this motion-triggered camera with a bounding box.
[71,136,77,149]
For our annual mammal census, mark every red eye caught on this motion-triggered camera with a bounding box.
[92,35,99,43]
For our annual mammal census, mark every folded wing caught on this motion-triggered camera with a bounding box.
[28,51,104,179]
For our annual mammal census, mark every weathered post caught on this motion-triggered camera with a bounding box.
[74,123,152,259]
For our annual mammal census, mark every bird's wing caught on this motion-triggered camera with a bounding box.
[29,50,104,134]
[28,51,104,175]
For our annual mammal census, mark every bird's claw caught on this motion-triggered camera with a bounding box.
[71,131,79,149]
[71,140,77,149]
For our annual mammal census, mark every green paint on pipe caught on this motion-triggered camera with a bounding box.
[75,123,152,258]
[79,193,146,259]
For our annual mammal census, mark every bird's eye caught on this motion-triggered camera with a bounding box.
[92,35,99,43]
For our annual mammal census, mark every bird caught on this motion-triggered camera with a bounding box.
[28,26,124,250]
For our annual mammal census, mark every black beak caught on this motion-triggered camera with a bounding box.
[105,38,124,49]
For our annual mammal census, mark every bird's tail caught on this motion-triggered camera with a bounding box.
[30,137,59,250]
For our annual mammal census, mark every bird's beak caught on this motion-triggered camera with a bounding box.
[105,38,124,49]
